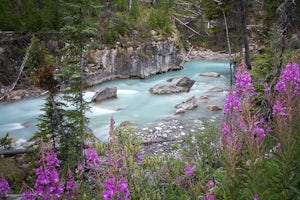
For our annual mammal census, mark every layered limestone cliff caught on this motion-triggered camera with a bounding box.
[83,40,183,87]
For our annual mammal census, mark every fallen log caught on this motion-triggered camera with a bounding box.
[141,137,182,146]
[0,149,34,156]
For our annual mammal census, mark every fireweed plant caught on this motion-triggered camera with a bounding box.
[221,61,271,199]
[34,141,63,199]
[221,61,300,199]
[262,61,300,199]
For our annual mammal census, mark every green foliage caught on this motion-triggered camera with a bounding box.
[129,0,140,20]
[0,133,12,150]
[25,36,55,81]
[183,121,222,172]
[147,9,172,34]
[0,158,25,192]
[0,0,61,33]
[103,29,119,45]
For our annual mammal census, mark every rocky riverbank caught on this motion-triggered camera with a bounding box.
[133,115,221,158]
[184,47,229,62]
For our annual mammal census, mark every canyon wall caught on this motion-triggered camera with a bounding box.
[83,40,183,87]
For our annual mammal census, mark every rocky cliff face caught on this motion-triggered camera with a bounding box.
[83,40,183,87]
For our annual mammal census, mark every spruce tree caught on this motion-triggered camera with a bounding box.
[58,0,98,168]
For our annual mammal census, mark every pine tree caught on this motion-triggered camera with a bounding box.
[58,0,99,168]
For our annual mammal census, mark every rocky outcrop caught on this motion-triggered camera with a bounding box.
[175,96,199,114]
[149,76,195,94]
[92,87,117,103]
[200,72,220,78]
[83,40,183,87]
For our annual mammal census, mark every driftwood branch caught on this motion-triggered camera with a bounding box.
[0,42,32,101]
[180,45,193,67]
[173,16,201,36]
[141,138,182,146]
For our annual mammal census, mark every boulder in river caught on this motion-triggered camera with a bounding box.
[149,76,195,94]
[199,72,220,78]
[175,96,199,114]
[167,76,195,89]
[207,105,222,111]
[92,87,117,103]
[209,87,224,92]
[200,94,215,100]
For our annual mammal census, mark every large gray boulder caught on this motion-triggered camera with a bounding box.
[175,96,199,114]
[92,87,117,103]
[149,76,195,94]
[167,76,195,89]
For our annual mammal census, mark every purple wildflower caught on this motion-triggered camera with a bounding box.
[184,163,194,175]
[103,177,130,200]
[21,183,35,200]
[0,176,11,198]
[207,180,214,187]
[34,147,63,199]
[65,169,79,199]
[224,92,242,114]
[275,62,300,94]
[203,194,216,200]
[45,152,60,168]
[134,152,144,163]
[22,190,35,200]
[235,68,255,96]
[264,86,271,95]
[272,102,286,116]
[253,194,259,200]
[252,127,265,139]
[85,148,101,168]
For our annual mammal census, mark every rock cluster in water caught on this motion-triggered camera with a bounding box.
[149,76,195,94]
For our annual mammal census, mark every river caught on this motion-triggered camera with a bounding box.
[0,60,230,142]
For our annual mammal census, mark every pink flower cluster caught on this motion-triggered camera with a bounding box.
[235,67,255,96]
[64,169,79,199]
[223,92,242,114]
[0,176,11,198]
[34,148,63,199]
[184,163,194,175]
[103,177,130,200]
[274,62,300,95]
[85,148,101,168]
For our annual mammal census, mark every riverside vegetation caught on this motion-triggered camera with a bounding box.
[1,60,299,199]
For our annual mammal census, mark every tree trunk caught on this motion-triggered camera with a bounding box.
[240,0,251,70]
[128,0,132,11]
[223,10,233,86]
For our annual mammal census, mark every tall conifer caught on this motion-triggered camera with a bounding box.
[58,0,98,168]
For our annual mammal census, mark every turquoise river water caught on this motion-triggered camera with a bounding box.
[0,60,230,141]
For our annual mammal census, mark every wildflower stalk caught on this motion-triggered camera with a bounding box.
[34,140,63,199]
[222,62,269,198]
[263,61,300,198]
